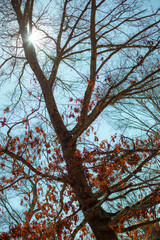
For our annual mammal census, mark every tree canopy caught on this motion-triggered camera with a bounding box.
[0,0,160,239]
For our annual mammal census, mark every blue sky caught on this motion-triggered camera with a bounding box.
[150,0,160,9]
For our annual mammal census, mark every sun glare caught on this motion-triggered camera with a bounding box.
[29,29,42,44]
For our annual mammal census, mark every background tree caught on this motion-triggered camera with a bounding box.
[0,0,160,239]
[105,86,160,138]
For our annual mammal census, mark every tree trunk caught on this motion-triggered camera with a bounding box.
[148,227,160,240]
[84,209,118,240]
[62,142,118,240]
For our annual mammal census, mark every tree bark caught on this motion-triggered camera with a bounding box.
[62,142,118,240]
[148,227,160,240]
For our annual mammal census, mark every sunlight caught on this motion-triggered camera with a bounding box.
[29,29,42,44]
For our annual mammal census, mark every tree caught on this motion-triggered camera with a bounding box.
[105,86,160,138]
[0,0,160,239]
[149,227,160,240]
